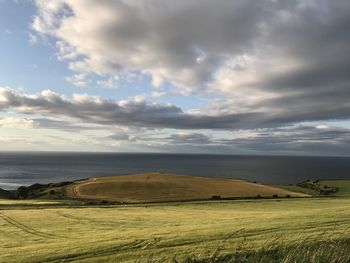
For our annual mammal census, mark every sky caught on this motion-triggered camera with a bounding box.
[1,0,350,155]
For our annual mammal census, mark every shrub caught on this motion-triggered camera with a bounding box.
[16,186,29,199]
[28,183,45,190]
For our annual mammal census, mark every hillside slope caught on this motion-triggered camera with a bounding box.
[0,188,14,199]
[63,173,308,202]
[318,180,350,196]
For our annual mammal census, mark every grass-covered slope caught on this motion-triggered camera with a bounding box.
[0,188,13,199]
[317,180,350,196]
[275,184,320,196]
[63,173,308,202]
[1,198,350,262]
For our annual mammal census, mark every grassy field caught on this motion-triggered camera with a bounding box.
[318,180,350,197]
[274,184,320,196]
[62,173,307,202]
[1,196,350,262]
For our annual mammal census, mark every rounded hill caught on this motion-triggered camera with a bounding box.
[63,173,308,203]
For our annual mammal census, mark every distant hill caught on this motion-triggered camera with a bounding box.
[317,180,350,197]
[62,173,309,203]
[0,188,14,199]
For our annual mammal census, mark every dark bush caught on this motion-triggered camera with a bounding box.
[51,181,71,187]
[16,186,29,199]
[28,183,45,190]
[286,194,291,198]
[272,194,278,198]
[211,195,221,200]
[49,190,56,195]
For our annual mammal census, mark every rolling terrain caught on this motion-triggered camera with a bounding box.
[62,173,308,202]
[1,177,350,262]
[1,197,350,262]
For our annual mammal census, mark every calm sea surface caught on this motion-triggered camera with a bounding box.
[1,152,350,190]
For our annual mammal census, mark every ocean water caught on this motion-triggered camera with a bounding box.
[1,152,350,190]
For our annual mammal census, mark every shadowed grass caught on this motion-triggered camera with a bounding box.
[183,238,350,263]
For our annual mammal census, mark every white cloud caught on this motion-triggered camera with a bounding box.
[65,73,89,87]
[151,91,166,98]
[31,0,350,118]
[2,0,350,154]
[0,117,34,128]
[31,0,274,93]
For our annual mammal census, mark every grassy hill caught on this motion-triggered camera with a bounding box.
[0,188,13,199]
[275,184,320,196]
[317,180,350,196]
[62,172,308,203]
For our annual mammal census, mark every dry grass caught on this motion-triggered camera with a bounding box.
[63,173,308,202]
[1,197,350,262]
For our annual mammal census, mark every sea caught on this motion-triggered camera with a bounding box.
[1,152,350,190]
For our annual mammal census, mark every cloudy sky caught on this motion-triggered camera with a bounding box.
[1,0,350,155]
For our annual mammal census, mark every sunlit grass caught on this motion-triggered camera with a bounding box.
[0,199,61,205]
[1,197,350,262]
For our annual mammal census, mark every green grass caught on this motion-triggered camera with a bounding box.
[318,180,350,197]
[1,197,350,262]
[274,184,320,196]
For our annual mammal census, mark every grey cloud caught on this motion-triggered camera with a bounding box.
[0,88,273,130]
[107,125,350,156]
[2,87,350,131]
[165,126,350,156]
[34,118,106,131]
[4,0,350,156]
[109,133,133,141]
[165,133,212,145]
[218,126,350,156]
[255,1,350,116]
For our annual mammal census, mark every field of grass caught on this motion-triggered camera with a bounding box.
[62,173,308,202]
[1,197,350,262]
[0,199,61,205]
[318,180,350,197]
[274,184,320,196]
